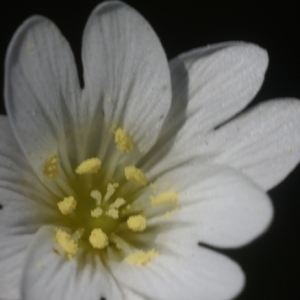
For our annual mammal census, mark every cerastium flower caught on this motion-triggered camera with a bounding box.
[1,1,300,299]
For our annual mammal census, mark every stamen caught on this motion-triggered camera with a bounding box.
[150,191,178,207]
[110,197,126,209]
[110,233,132,253]
[55,228,78,259]
[127,215,147,232]
[164,208,179,218]
[72,228,85,241]
[75,158,101,175]
[56,177,74,196]
[90,190,102,206]
[124,165,147,186]
[150,183,158,193]
[42,155,58,178]
[112,182,119,188]
[103,183,116,202]
[106,208,119,219]
[125,249,158,266]
[114,128,133,153]
[91,207,103,218]
[89,228,108,249]
[57,196,77,215]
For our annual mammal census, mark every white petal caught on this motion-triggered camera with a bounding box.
[141,42,268,174]
[0,116,53,205]
[82,1,171,154]
[21,226,124,300]
[169,42,267,133]
[5,16,82,179]
[122,288,146,300]
[0,116,54,299]
[144,164,273,248]
[0,232,31,300]
[213,99,300,190]
[111,243,244,300]
[144,100,300,192]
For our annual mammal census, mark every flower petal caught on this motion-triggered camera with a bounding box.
[21,226,124,300]
[82,1,171,154]
[144,164,273,248]
[5,16,82,179]
[213,99,300,190]
[0,116,54,206]
[169,42,268,133]
[0,231,30,300]
[144,100,300,191]
[0,116,54,299]
[111,243,244,300]
[170,43,268,132]
[141,42,268,174]
[122,288,146,300]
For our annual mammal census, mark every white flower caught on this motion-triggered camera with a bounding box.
[1,1,300,300]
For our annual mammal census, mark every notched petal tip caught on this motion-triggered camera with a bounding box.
[5,15,56,68]
[4,10,80,180]
[89,0,128,14]
[81,0,172,154]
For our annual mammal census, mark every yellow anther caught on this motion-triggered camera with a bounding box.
[89,228,108,249]
[106,208,119,219]
[164,208,179,218]
[42,155,58,178]
[91,207,103,218]
[150,183,158,193]
[75,158,101,175]
[125,249,158,266]
[127,215,147,232]
[150,191,178,207]
[72,228,85,241]
[110,124,117,134]
[110,198,126,209]
[124,165,147,186]
[103,183,116,202]
[57,196,77,215]
[90,190,102,206]
[55,228,78,259]
[112,182,119,188]
[115,128,133,153]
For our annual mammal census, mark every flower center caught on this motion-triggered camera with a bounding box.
[43,127,178,265]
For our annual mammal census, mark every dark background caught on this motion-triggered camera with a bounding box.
[1,0,299,299]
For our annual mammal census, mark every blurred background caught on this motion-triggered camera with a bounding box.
[1,0,299,299]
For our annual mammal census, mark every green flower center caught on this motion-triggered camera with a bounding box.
[42,127,177,265]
